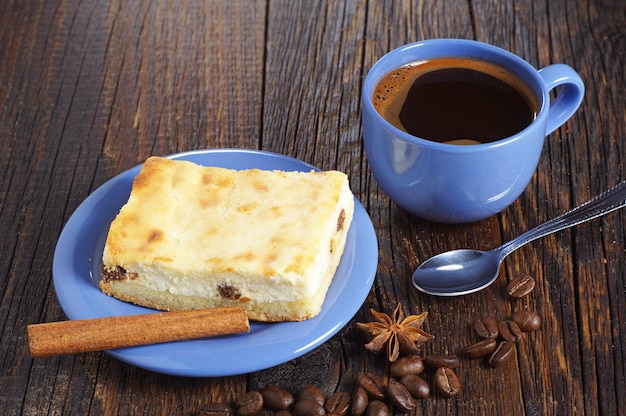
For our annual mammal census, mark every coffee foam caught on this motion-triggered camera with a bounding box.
[373,64,423,133]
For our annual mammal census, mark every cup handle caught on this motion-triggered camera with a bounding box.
[538,64,585,135]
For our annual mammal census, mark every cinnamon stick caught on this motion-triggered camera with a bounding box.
[27,306,249,357]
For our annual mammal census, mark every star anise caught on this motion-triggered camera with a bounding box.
[357,304,434,362]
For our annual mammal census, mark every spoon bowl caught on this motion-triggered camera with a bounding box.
[412,249,503,296]
[413,181,626,296]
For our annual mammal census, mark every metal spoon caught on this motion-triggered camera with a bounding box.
[412,180,626,296]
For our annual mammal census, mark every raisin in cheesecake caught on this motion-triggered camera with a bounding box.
[100,156,354,322]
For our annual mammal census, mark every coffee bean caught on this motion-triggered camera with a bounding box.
[498,320,523,342]
[399,374,430,399]
[385,380,416,412]
[424,354,459,369]
[293,399,325,416]
[261,385,294,411]
[511,310,542,331]
[199,403,232,416]
[434,367,460,397]
[364,400,390,416]
[325,392,350,415]
[350,386,368,416]
[274,411,293,416]
[356,373,385,400]
[507,275,536,298]
[236,391,264,416]
[473,317,499,339]
[298,386,326,406]
[460,339,497,358]
[389,355,425,377]
[488,340,515,367]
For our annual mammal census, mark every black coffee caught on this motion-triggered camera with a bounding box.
[373,58,539,144]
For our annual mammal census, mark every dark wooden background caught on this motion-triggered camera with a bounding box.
[1,0,625,415]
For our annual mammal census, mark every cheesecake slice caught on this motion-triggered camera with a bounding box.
[100,156,354,322]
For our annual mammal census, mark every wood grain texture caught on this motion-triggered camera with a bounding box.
[0,0,624,414]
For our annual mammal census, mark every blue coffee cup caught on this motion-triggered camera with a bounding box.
[361,39,584,223]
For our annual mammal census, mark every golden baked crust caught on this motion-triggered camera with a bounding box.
[100,156,354,322]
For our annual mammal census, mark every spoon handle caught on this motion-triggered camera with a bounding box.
[498,180,626,258]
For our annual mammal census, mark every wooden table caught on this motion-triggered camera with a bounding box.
[1,1,624,414]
